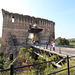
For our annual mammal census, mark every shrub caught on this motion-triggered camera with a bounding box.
[9,53,13,60]
[0,51,4,57]
[0,57,4,64]
[0,64,3,69]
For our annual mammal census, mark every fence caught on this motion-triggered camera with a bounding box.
[0,55,75,75]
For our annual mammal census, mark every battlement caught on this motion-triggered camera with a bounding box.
[2,9,55,27]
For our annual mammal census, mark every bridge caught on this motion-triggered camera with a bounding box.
[31,45,75,57]
[30,44,75,67]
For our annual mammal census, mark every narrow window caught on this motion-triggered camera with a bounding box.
[12,17,15,23]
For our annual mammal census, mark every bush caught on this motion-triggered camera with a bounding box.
[0,64,3,69]
[56,37,69,46]
[9,53,13,60]
[0,51,4,57]
[0,57,4,64]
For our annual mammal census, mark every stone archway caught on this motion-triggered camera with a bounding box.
[28,24,43,44]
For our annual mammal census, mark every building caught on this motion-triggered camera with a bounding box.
[1,9,55,46]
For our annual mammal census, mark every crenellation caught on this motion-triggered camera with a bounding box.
[24,16,26,22]
[43,19,46,25]
[28,16,31,23]
[45,20,47,26]
[31,18,32,23]
[25,16,28,23]
[23,16,26,24]
[42,19,44,25]
[41,19,43,25]
[32,16,36,24]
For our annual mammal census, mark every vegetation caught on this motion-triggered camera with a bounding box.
[0,38,1,47]
[0,46,75,75]
[55,37,75,48]
[68,39,75,47]
[0,35,75,74]
[4,53,13,68]
[55,37,69,46]
[55,60,75,75]
[0,37,75,74]
[0,51,4,69]
[14,48,75,75]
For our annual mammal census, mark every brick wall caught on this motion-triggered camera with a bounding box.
[1,9,55,46]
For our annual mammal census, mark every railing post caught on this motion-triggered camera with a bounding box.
[67,55,70,75]
[10,64,14,75]
[59,47,61,54]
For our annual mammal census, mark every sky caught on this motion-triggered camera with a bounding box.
[0,0,75,39]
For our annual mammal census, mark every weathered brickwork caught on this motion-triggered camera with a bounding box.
[1,9,55,46]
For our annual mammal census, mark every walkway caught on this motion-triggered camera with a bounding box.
[32,44,75,58]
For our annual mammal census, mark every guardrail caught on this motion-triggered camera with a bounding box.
[0,55,75,75]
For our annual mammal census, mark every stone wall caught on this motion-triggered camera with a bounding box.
[1,9,55,46]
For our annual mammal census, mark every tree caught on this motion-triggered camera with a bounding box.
[56,37,69,46]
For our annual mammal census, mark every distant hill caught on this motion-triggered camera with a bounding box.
[67,38,75,40]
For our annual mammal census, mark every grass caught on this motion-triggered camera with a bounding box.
[54,60,75,75]
[13,59,75,75]
[14,60,75,75]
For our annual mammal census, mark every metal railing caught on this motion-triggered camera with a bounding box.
[0,55,75,75]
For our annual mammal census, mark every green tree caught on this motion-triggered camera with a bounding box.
[56,37,69,46]
[56,37,62,45]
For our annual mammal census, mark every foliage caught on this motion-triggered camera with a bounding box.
[4,53,13,68]
[56,37,69,46]
[19,47,26,57]
[9,53,13,60]
[68,39,75,47]
[0,64,3,69]
[1,46,75,75]
[44,64,55,74]
[31,54,57,75]
[0,51,4,69]
[17,47,34,66]
[0,51,4,57]
[0,57,4,64]
[4,57,13,69]
[56,38,75,47]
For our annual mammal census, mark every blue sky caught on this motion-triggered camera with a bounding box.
[0,0,75,39]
